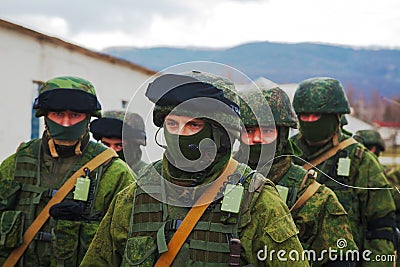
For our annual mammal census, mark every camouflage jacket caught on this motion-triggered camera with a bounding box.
[261,157,357,266]
[81,157,309,267]
[290,131,396,266]
[386,167,400,226]
[0,136,135,266]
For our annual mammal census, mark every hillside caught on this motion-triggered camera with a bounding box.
[103,41,400,99]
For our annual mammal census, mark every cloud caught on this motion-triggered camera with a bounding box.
[2,0,400,50]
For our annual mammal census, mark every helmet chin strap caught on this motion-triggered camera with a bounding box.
[47,137,59,158]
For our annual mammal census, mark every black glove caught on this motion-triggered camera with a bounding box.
[49,201,84,221]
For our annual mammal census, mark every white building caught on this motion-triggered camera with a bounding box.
[0,19,163,162]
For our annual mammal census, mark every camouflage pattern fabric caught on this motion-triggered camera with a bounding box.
[81,160,309,266]
[290,131,396,266]
[239,87,298,128]
[292,77,351,114]
[0,134,136,266]
[386,168,400,229]
[259,157,357,266]
[237,85,356,265]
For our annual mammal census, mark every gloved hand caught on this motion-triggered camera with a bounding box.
[49,201,84,221]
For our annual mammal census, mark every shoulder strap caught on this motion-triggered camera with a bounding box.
[154,159,239,267]
[302,137,358,171]
[3,148,117,267]
[290,180,321,212]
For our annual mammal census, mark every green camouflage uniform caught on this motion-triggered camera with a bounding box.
[0,76,135,266]
[82,71,308,266]
[355,129,400,264]
[290,77,396,266]
[235,87,357,266]
[90,110,148,175]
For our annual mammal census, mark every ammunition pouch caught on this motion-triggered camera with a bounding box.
[0,180,21,210]
[52,219,80,266]
[51,219,100,266]
[0,210,24,249]
[123,236,157,266]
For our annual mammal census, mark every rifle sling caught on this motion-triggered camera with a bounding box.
[302,137,358,171]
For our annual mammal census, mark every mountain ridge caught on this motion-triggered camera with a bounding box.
[103,41,400,99]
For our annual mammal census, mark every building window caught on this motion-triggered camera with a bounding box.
[121,100,129,109]
[31,80,43,139]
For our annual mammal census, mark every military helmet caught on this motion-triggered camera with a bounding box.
[146,70,241,137]
[33,76,102,118]
[90,110,146,145]
[292,77,350,114]
[355,129,385,151]
[240,86,298,128]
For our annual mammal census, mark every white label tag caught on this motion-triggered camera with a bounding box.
[275,185,289,203]
[337,158,351,176]
[73,177,91,201]
[221,184,244,214]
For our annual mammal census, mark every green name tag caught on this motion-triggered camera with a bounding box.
[337,157,351,176]
[275,185,289,203]
[73,177,91,201]
[221,184,244,214]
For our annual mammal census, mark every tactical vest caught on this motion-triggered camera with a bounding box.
[275,164,306,211]
[122,161,262,266]
[0,139,109,266]
[313,142,364,247]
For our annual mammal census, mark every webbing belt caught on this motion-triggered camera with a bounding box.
[3,148,117,267]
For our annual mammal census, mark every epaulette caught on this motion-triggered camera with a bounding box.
[241,172,267,214]
[354,145,365,159]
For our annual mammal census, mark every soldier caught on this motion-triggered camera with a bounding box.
[81,71,308,266]
[90,110,148,174]
[0,76,136,266]
[354,130,386,158]
[354,129,400,256]
[289,77,396,266]
[234,86,357,266]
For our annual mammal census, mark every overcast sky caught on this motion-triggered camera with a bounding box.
[2,0,400,51]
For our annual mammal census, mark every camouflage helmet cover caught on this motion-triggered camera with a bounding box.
[34,76,102,118]
[148,70,241,137]
[355,129,385,151]
[90,110,146,145]
[240,86,298,128]
[103,110,146,132]
[292,77,350,114]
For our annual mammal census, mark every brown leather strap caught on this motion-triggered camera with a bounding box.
[3,148,117,267]
[302,137,358,171]
[290,180,321,212]
[154,159,239,267]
